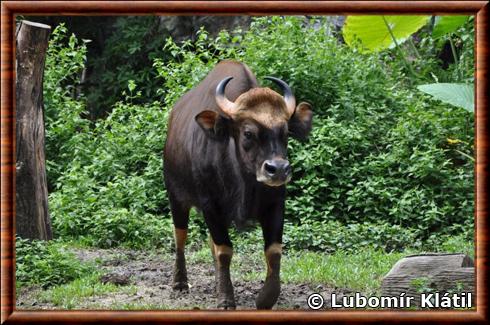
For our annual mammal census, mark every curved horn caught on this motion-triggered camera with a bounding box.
[265,76,296,117]
[215,76,236,116]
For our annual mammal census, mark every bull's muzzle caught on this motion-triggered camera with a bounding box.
[257,159,292,186]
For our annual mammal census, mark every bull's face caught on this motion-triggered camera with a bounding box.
[195,77,313,187]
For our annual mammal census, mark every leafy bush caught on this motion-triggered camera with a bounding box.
[43,24,91,187]
[391,20,474,91]
[283,220,417,253]
[48,99,175,248]
[46,17,474,251]
[86,17,169,118]
[16,237,94,288]
[238,17,474,240]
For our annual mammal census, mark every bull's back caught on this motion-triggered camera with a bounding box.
[169,60,257,127]
[164,61,258,195]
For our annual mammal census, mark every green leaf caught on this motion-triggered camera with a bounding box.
[128,80,136,92]
[343,16,430,52]
[417,83,474,112]
[432,16,469,39]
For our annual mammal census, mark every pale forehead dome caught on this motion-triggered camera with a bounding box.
[233,88,289,126]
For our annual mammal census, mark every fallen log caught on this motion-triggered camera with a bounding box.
[381,253,475,307]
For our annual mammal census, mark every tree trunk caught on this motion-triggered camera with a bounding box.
[15,20,52,240]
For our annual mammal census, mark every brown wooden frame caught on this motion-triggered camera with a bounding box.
[1,1,488,324]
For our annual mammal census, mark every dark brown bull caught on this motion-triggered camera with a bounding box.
[163,60,313,309]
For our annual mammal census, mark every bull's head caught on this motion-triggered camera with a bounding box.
[195,76,313,187]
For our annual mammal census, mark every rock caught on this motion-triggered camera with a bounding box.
[202,287,212,294]
[100,272,131,286]
[381,253,475,307]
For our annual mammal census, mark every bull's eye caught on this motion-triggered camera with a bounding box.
[244,130,253,139]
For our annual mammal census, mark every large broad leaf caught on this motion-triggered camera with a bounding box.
[432,16,469,39]
[417,83,474,112]
[343,16,430,53]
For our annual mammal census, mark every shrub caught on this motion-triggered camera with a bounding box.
[49,100,174,249]
[46,17,474,251]
[43,24,91,188]
[16,237,94,288]
[86,17,169,118]
[239,17,474,240]
[283,220,418,253]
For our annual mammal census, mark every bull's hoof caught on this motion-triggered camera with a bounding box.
[217,298,236,310]
[172,281,189,292]
[255,279,280,309]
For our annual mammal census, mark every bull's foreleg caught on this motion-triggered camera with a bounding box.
[205,217,236,309]
[211,241,235,309]
[256,242,282,309]
[256,206,284,309]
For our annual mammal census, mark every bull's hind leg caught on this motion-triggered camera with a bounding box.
[172,227,189,291]
[208,236,218,291]
[169,196,190,291]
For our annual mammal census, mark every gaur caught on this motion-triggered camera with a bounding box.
[163,60,313,309]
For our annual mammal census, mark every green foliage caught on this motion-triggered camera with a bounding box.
[48,99,175,249]
[342,16,430,52]
[424,229,475,259]
[44,24,91,187]
[281,248,405,295]
[86,17,169,118]
[432,16,470,39]
[429,16,475,83]
[417,83,474,112]
[46,16,474,252]
[283,220,417,253]
[16,237,94,288]
[366,15,475,85]
[411,277,434,294]
[239,17,474,242]
[154,28,242,107]
[38,273,135,309]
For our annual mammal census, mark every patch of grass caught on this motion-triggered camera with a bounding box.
[239,247,406,296]
[101,251,132,265]
[16,238,96,289]
[434,233,475,259]
[233,227,475,294]
[282,248,406,295]
[105,302,173,310]
[185,241,267,281]
[38,273,137,309]
[19,234,474,310]
[187,245,213,264]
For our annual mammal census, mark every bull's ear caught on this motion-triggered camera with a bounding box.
[288,102,313,141]
[195,110,231,140]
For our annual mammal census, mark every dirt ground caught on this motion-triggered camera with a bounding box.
[16,247,350,310]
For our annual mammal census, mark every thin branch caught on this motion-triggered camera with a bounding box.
[454,149,475,162]
[382,16,418,83]
[448,37,462,82]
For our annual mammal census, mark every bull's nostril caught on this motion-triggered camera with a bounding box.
[264,162,277,175]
